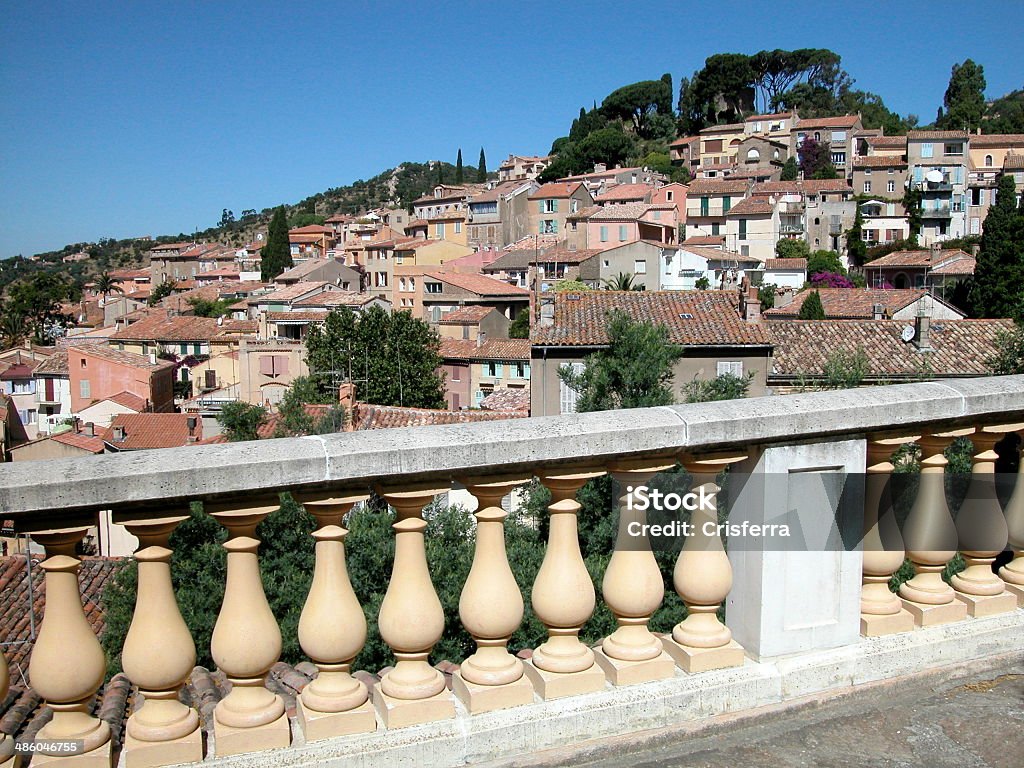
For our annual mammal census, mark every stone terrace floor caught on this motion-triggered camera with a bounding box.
[482,656,1024,768]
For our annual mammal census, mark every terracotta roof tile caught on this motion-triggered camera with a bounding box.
[532,291,769,347]
[106,391,149,411]
[908,130,969,140]
[681,236,725,246]
[765,258,807,270]
[249,282,332,304]
[796,115,860,130]
[480,388,531,412]
[424,272,530,297]
[1003,154,1024,169]
[50,430,106,453]
[669,136,700,147]
[534,247,601,265]
[438,305,497,323]
[352,403,526,430]
[595,184,654,202]
[700,122,744,133]
[764,288,937,319]
[292,292,376,308]
[529,182,583,199]
[75,344,175,372]
[681,246,762,264]
[111,312,223,342]
[439,338,530,361]
[865,249,972,269]
[686,178,750,195]
[853,155,908,168]
[726,197,774,216]
[103,413,202,450]
[867,136,907,148]
[971,134,1024,147]
[588,203,649,221]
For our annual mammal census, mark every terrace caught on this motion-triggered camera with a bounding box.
[2,376,1024,767]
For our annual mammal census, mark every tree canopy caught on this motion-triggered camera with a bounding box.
[601,79,674,139]
[798,289,827,319]
[970,175,1024,319]
[260,206,292,282]
[938,59,987,132]
[476,147,487,183]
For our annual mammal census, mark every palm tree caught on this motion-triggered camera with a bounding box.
[94,271,124,305]
[602,272,644,291]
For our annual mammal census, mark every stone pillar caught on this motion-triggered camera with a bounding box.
[663,456,745,673]
[898,430,970,626]
[373,484,455,728]
[860,437,916,636]
[523,468,607,700]
[117,515,202,768]
[296,494,376,740]
[950,428,1017,616]
[28,527,112,767]
[594,459,676,685]
[1000,426,1024,606]
[727,440,865,660]
[452,475,535,713]
[1,653,18,768]
[209,504,290,756]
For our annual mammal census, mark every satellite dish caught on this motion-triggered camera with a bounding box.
[901,325,915,342]
[925,169,944,184]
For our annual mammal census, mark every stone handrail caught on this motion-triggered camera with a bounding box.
[4,375,1024,523]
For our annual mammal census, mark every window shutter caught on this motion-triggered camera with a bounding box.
[259,356,274,376]
[274,356,290,376]
[538,201,545,213]
[45,378,54,401]
[553,220,559,233]
[553,199,559,213]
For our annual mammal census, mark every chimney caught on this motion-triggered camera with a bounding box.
[186,416,198,442]
[112,425,127,443]
[84,422,95,437]
[477,330,487,348]
[593,162,606,174]
[338,381,356,409]
[149,352,157,364]
[913,312,932,351]
[872,303,885,320]
[971,244,980,257]
[742,285,761,322]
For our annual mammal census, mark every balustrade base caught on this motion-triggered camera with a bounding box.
[451,671,535,714]
[371,687,454,729]
[522,659,606,700]
[593,648,676,686]
[860,609,914,637]
[954,591,1018,618]
[213,712,290,757]
[1005,583,1024,608]
[31,741,110,767]
[297,699,377,742]
[900,598,967,627]
[660,636,745,674]
[122,727,203,768]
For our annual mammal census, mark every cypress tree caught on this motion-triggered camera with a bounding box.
[436,161,443,186]
[260,206,292,282]
[476,147,487,183]
[971,174,1024,319]
[455,148,464,184]
[798,290,826,320]
[845,207,867,267]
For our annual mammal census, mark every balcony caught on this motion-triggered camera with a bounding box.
[2,378,1024,767]
[779,224,804,235]
[922,205,952,219]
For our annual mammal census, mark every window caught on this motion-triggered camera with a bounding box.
[618,225,628,241]
[399,278,406,291]
[921,143,933,158]
[722,196,732,213]
[864,168,872,176]
[832,152,846,165]
[738,219,747,240]
[451,366,461,382]
[454,221,462,234]
[971,217,981,234]
[376,272,388,287]
[603,259,610,268]
[425,281,442,294]
[700,197,709,216]
[985,154,994,167]
[943,143,963,156]
[634,260,646,274]
[711,222,720,236]
[832,131,846,142]
[513,362,529,379]
[435,223,444,237]
[753,121,762,132]
[540,219,557,234]
[571,199,579,213]
[746,148,760,162]
[543,199,557,213]
[863,181,871,193]
[717,361,743,377]
[666,190,673,202]
[600,226,608,242]
[485,362,504,378]
[80,380,91,400]
[887,180,896,193]
[814,132,821,142]
[559,362,585,414]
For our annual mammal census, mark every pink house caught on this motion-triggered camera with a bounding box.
[586,201,680,251]
[68,344,176,414]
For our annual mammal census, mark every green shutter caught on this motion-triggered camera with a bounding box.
[539,200,545,213]
[723,196,731,212]
[553,199,559,212]
[553,220,559,233]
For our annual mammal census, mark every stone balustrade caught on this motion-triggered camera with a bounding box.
[3,376,1024,768]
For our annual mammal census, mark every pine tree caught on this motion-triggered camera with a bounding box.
[260,206,292,282]
[971,174,1024,319]
[798,290,826,320]
[476,147,487,183]
[938,59,987,132]
[780,157,798,181]
[455,148,464,184]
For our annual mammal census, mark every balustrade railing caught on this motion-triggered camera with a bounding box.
[2,377,1024,766]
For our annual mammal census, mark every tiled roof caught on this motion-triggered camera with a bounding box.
[796,115,860,130]
[768,319,1013,379]
[908,130,969,140]
[503,234,559,251]
[76,344,175,372]
[765,258,808,270]
[469,181,525,204]
[595,184,654,202]
[103,413,202,450]
[107,391,149,411]
[532,291,770,347]
[970,134,1024,147]
[746,112,792,121]
[700,122,744,133]
[535,247,601,264]
[111,312,222,342]
[588,202,649,221]
[726,197,774,216]
[266,311,329,322]
[930,256,977,275]
[276,259,339,281]
[866,136,907,148]
[292,292,376,308]
[1004,154,1024,169]
[566,204,602,222]
[480,388,531,412]
[353,403,526,430]
[0,362,36,381]
[288,225,333,235]
[853,155,907,167]
[50,430,106,453]
[438,305,497,324]
[529,182,582,199]
[686,178,750,195]
[803,179,854,193]
[669,136,700,147]
[561,166,644,181]
[439,338,531,361]
[681,235,725,247]
[425,272,530,297]
[250,281,331,304]
[865,249,972,269]
[681,245,762,264]
[764,288,932,319]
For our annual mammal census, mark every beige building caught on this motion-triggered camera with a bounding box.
[237,339,310,406]
[498,154,550,181]
[684,178,752,240]
[791,114,863,174]
[528,182,596,240]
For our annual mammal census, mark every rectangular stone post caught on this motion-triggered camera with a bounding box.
[727,439,865,661]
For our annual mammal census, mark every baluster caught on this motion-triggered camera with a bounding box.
[1,653,16,768]
[452,475,535,713]
[523,468,607,700]
[594,459,676,685]
[209,503,290,756]
[950,427,1017,616]
[860,437,916,636]
[28,527,112,767]
[898,430,969,626]
[663,457,745,673]
[295,494,376,740]
[373,484,455,728]
[117,514,202,768]
[999,425,1024,606]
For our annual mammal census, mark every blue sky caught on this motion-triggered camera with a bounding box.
[2,0,1022,258]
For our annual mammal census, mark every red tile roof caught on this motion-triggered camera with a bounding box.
[746,112,792,121]
[768,319,1013,380]
[103,413,202,450]
[0,363,36,381]
[971,134,1024,147]
[595,184,654,202]
[425,271,530,297]
[680,246,762,264]
[669,136,700,147]
[686,178,750,195]
[866,136,907,148]
[765,258,808,270]
[439,338,531,361]
[853,155,908,168]
[796,115,860,130]
[50,430,106,453]
[764,288,934,319]
[726,197,774,216]
[250,281,332,304]
[699,122,745,133]
[908,130,969,140]
[532,291,770,347]
[352,403,526,430]
[534,247,602,265]
[529,182,583,199]
[589,202,650,221]
[480,388,531,412]
[107,391,149,411]
[33,349,68,376]
[292,292,377,308]
[865,249,972,269]
[681,236,725,247]
[930,256,977,275]
[111,312,223,342]
[1004,154,1024,169]
[75,344,175,372]
[288,225,333,235]
[438,305,498,324]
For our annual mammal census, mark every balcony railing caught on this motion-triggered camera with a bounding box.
[779,224,804,234]
[922,205,953,219]
[2,377,1024,767]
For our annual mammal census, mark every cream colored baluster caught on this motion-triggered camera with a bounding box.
[999,425,1024,606]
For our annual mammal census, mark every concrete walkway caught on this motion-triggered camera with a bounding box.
[480,656,1024,768]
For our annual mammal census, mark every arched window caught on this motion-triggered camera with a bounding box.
[746,148,760,162]
[985,155,994,167]
[773,149,780,160]
[814,132,821,142]
[814,217,820,226]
